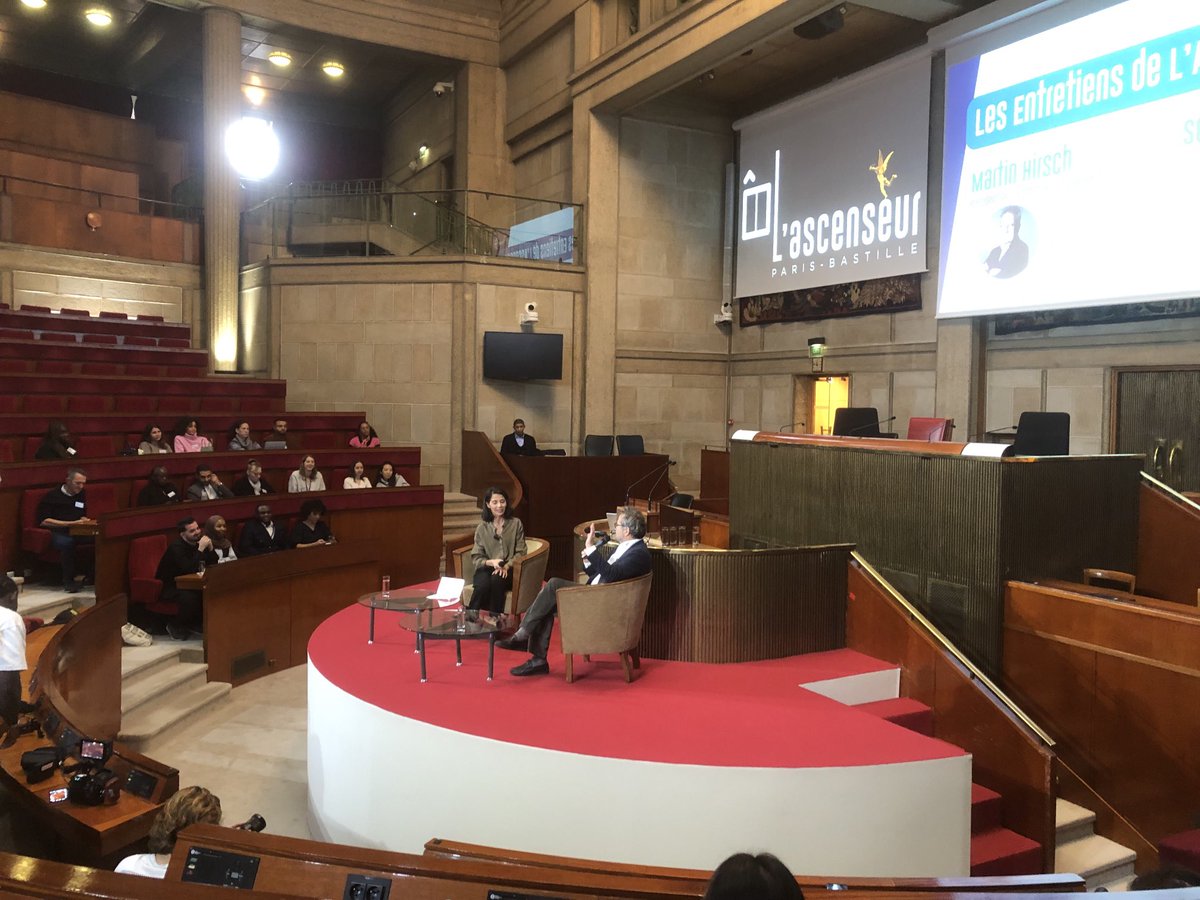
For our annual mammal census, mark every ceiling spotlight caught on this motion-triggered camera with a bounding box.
[243,85,267,107]
[794,5,845,40]
[84,7,113,26]
[321,60,345,78]
[267,50,292,68]
[225,117,280,180]
[418,144,428,156]
[20,0,48,9]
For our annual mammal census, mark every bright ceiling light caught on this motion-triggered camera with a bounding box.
[225,117,280,181]
[243,85,267,107]
[84,7,113,26]
[418,144,428,156]
[321,60,345,78]
[267,50,292,68]
[20,0,48,9]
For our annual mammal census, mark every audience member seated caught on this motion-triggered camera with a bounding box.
[704,852,804,900]
[34,421,76,460]
[500,417,540,456]
[0,575,25,731]
[349,421,380,449]
[115,786,222,879]
[343,461,372,490]
[138,423,173,455]
[238,503,289,556]
[227,420,262,452]
[467,486,526,624]
[204,515,237,564]
[375,461,409,488]
[288,454,326,493]
[173,418,213,453]
[290,498,334,548]
[232,458,275,496]
[155,517,216,640]
[187,463,234,502]
[263,418,291,449]
[35,467,95,593]
[136,466,182,506]
[499,507,651,677]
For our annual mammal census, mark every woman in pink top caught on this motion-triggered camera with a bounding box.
[173,418,212,453]
[349,421,380,449]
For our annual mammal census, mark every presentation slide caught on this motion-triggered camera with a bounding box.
[938,0,1200,318]
[734,56,930,299]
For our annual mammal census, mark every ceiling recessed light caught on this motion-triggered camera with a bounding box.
[267,50,292,68]
[20,0,48,9]
[418,144,428,156]
[321,60,345,78]
[84,7,113,26]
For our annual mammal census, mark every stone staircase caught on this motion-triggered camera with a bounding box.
[15,580,94,624]
[118,642,231,755]
[1054,798,1137,890]
[442,492,481,572]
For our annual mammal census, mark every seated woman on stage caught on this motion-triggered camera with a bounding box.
[34,421,76,460]
[288,454,326,493]
[227,420,262,452]
[343,460,372,490]
[173,418,212,453]
[374,461,410,488]
[349,421,380,448]
[115,786,222,879]
[204,515,238,564]
[291,498,335,547]
[138,423,173,454]
[467,486,526,625]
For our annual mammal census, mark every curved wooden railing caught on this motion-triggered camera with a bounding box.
[460,429,521,509]
[1136,472,1200,605]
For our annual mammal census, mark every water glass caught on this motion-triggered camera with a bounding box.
[381,575,391,599]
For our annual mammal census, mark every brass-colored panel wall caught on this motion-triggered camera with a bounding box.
[731,441,1141,676]
[641,545,849,663]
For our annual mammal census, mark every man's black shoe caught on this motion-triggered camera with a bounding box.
[63,583,81,594]
[166,623,190,641]
[510,658,549,677]
[496,632,529,652]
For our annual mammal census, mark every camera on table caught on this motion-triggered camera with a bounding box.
[234,813,267,832]
[68,767,121,806]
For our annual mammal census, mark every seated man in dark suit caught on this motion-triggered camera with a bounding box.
[498,507,651,676]
[136,466,182,507]
[499,418,540,457]
[187,463,234,502]
[35,467,95,593]
[238,504,289,557]
[155,517,217,640]
[232,458,276,497]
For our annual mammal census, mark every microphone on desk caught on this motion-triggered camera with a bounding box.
[778,421,807,433]
[847,415,897,436]
[971,423,1019,441]
[624,460,676,504]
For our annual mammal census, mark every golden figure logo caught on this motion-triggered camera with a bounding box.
[869,149,897,199]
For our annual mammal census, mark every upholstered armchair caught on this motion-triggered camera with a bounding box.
[452,538,550,620]
[557,572,653,683]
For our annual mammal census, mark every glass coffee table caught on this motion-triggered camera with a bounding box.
[399,609,499,682]
[356,589,436,644]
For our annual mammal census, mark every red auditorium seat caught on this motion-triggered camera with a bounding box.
[20,305,50,313]
[58,308,90,317]
[38,331,77,342]
[82,333,118,344]
[166,365,204,378]
[80,362,120,375]
[0,360,32,373]
[115,396,156,413]
[123,335,156,346]
[75,435,115,457]
[17,484,114,565]
[0,328,34,340]
[0,396,17,413]
[22,437,40,461]
[136,314,165,321]
[68,395,111,413]
[158,337,191,348]
[23,396,67,415]
[124,364,160,376]
[0,444,12,463]
[906,417,955,442]
[39,361,73,374]
[99,311,129,319]
[127,534,174,617]
[242,397,274,413]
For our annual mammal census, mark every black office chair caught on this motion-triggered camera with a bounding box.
[616,434,645,455]
[832,407,882,437]
[583,434,614,457]
[1008,412,1070,457]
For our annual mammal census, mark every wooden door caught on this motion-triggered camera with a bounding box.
[1113,367,1200,491]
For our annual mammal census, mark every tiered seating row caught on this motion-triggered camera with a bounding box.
[0,306,190,342]
[0,338,207,376]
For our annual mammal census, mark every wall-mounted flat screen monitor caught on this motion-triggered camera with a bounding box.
[482,331,563,381]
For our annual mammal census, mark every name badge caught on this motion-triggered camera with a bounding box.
[67,447,77,456]
[167,491,176,498]
[74,501,85,509]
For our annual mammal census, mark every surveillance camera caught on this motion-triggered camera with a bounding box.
[433,81,455,97]
[520,300,539,325]
[714,299,734,325]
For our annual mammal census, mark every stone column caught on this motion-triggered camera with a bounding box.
[202,6,242,372]
[453,62,514,229]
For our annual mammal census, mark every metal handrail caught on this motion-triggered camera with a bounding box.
[851,550,1056,747]
[1140,470,1200,512]
[0,173,202,220]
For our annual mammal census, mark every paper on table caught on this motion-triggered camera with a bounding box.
[429,577,465,608]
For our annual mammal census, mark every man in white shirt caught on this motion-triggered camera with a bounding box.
[498,508,652,676]
[0,575,27,732]
[232,459,276,497]
[187,464,234,502]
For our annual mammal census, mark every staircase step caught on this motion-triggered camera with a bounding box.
[121,662,210,716]
[971,783,1004,834]
[1055,798,1097,845]
[1055,833,1136,889]
[121,643,186,681]
[971,827,1042,876]
[118,681,232,755]
[17,584,94,623]
[855,697,934,736]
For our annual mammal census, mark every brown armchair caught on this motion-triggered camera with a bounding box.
[557,572,653,683]
[452,538,550,620]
